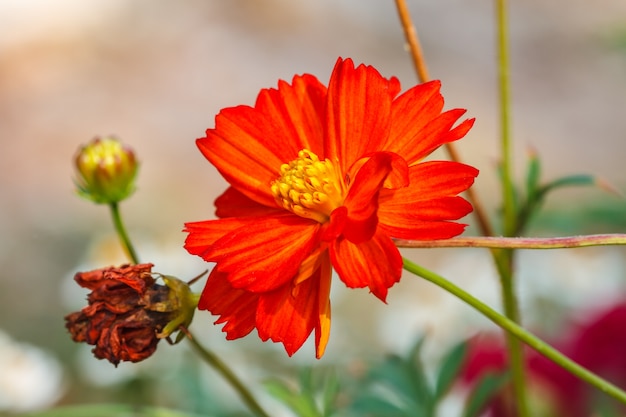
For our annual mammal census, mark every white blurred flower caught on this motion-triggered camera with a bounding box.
[0,330,64,412]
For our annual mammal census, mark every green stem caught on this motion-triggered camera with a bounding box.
[186,334,271,417]
[109,202,140,264]
[495,250,529,416]
[402,258,626,406]
[494,0,528,411]
[496,0,516,237]
[394,234,626,249]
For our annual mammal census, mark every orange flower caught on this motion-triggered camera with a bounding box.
[184,58,478,358]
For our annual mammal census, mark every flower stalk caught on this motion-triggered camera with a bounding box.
[496,0,516,238]
[496,252,529,417]
[392,0,494,238]
[393,0,528,411]
[494,0,529,412]
[393,0,430,83]
[110,202,140,264]
[394,234,626,249]
[402,258,626,407]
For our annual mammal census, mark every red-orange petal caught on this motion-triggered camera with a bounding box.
[314,253,332,358]
[383,80,444,153]
[330,229,403,302]
[377,161,477,240]
[184,217,253,259]
[198,74,327,207]
[378,209,471,240]
[380,160,478,203]
[198,269,258,340]
[390,105,474,166]
[256,263,325,356]
[324,58,399,172]
[342,152,397,243]
[215,187,283,219]
[204,214,321,292]
[255,74,326,157]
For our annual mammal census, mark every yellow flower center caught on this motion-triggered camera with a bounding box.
[271,149,346,223]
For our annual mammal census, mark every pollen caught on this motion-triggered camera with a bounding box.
[271,149,346,223]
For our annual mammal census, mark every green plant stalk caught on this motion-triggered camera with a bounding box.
[403,258,626,406]
[495,250,529,416]
[494,0,529,413]
[394,234,626,249]
[496,0,516,237]
[186,334,271,417]
[109,202,140,264]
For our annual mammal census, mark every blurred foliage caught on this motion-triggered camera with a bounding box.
[264,337,507,417]
[497,150,624,236]
[265,367,340,417]
[604,24,626,54]
[19,405,207,417]
[27,334,514,417]
[348,337,455,417]
[461,372,509,417]
[531,196,626,235]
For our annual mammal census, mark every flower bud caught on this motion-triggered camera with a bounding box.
[65,264,199,366]
[74,136,138,204]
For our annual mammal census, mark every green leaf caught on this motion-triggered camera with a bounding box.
[349,395,408,417]
[462,372,509,417]
[406,336,433,409]
[434,340,468,401]
[524,149,541,206]
[320,370,340,417]
[346,337,436,417]
[264,367,343,417]
[540,174,597,194]
[368,354,428,413]
[264,378,320,417]
[495,161,521,222]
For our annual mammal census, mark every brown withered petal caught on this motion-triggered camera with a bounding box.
[74,263,154,292]
[94,310,159,365]
[65,263,173,366]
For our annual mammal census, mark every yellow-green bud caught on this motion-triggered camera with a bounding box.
[74,136,138,204]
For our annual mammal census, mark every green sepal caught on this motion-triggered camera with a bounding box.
[151,275,200,343]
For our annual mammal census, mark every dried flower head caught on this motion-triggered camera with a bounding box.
[65,263,198,366]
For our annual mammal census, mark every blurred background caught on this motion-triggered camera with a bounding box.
[1,0,626,415]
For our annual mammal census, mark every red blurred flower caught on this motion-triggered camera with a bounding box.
[462,304,626,417]
[184,57,478,358]
[568,303,626,414]
[65,264,197,365]
[461,334,580,417]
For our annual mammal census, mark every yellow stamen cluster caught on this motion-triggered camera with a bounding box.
[271,149,346,223]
